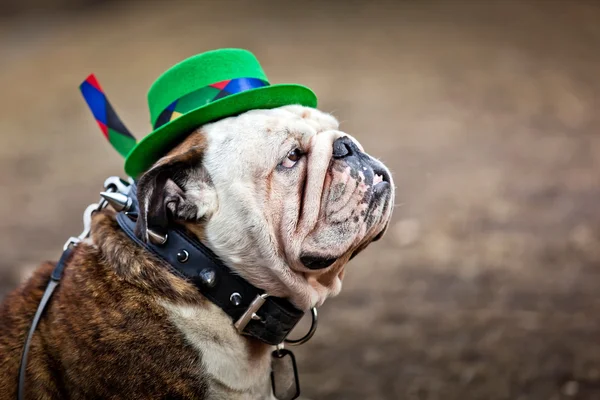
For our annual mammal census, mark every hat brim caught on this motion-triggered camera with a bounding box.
[124,83,317,178]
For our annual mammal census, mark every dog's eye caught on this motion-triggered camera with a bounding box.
[280,148,302,168]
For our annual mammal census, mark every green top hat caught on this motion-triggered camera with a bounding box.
[122,48,317,178]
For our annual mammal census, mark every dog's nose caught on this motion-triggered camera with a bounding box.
[332,136,360,159]
[300,255,337,270]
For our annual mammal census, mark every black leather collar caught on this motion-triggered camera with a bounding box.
[115,192,304,346]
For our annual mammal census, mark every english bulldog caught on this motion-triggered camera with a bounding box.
[0,105,394,399]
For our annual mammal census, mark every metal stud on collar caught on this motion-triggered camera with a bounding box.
[100,192,132,212]
[147,229,168,245]
[230,292,243,306]
[284,307,318,346]
[198,268,217,288]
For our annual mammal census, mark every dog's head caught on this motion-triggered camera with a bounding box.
[135,105,394,309]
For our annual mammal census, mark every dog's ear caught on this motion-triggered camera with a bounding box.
[134,140,217,241]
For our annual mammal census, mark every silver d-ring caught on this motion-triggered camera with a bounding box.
[284,307,318,346]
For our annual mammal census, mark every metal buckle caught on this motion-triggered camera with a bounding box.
[234,293,269,333]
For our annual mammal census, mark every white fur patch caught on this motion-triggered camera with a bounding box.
[159,300,275,400]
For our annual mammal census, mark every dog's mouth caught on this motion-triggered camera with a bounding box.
[294,155,392,272]
[373,168,390,194]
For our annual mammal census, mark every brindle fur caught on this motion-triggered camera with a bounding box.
[0,210,221,399]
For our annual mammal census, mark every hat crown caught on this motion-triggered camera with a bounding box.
[148,49,269,126]
[122,48,316,178]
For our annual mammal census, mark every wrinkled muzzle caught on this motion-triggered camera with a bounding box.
[298,135,394,271]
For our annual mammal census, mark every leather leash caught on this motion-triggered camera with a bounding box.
[17,247,72,400]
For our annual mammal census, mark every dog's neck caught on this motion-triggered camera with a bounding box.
[90,209,276,397]
[91,209,204,302]
[108,181,305,346]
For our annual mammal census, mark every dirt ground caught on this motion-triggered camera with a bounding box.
[1,1,600,399]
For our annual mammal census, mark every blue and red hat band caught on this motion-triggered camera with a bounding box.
[153,77,269,129]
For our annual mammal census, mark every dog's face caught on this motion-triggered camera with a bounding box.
[136,105,394,309]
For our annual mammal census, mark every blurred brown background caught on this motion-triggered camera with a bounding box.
[2,1,600,399]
